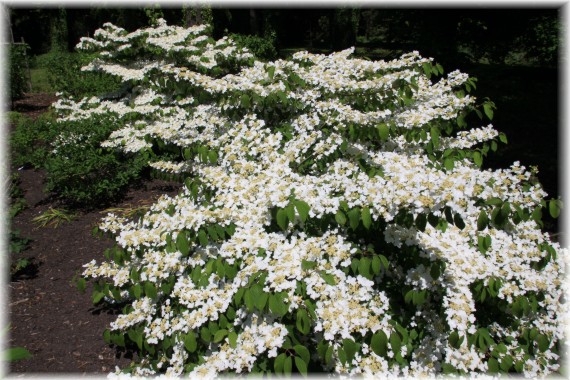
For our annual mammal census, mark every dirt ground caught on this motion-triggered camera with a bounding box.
[7,93,182,374]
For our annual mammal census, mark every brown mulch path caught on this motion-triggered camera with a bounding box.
[8,93,182,374]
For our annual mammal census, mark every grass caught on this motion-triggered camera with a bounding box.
[100,202,153,220]
[29,67,53,93]
[32,208,76,228]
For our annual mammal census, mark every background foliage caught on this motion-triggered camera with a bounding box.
[8,43,30,101]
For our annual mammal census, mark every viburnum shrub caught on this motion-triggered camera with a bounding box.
[68,20,567,377]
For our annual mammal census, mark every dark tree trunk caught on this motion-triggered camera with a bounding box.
[249,9,259,35]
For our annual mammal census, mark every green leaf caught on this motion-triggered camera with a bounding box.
[430,126,440,148]
[377,123,390,141]
[176,231,190,256]
[293,200,310,223]
[76,277,86,293]
[486,197,503,206]
[296,309,311,335]
[477,210,488,231]
[422,62,432,78]
[361,206,372,229]
[213,329,228,343]
[342,338,358,363]
[378,254,389,270]
[371,331,388,357]
[301,260,318,271]
[371,255,381,275]
[183,331,198,352]
[319,271,336,285]
[101,328,112,344]
[453,213,465,230]
[284,355,293,374]
[92,290,105,305]
[483,103,494,120]
[500,355,513,371]
[337,347,347,365]
[269,293,289,317]
[448,331,462,349]
[348,208,360,230]
[144,282,158,299]
[274,352,286,373]
[549,199,562,219]
[208,150,218,164]
[444,157,454,171]
[4,347,32,361]
[133,283,142,299]
[294,356,307,376]
[317,341,329,362]
[358,257,371,278]
[198,229,208,246]
[267,65,276,80]
[276,208,288,231]
[228,331,238,348]
[495,343,508,354]
[286,203,296,221]
[430,262,442,279]
[499,132,508,144]
[183,331,197,352]
[488,357,499,373]
[442,363,456,374]
[404,289,414,304]
[200,326,211,342]
[255,291,269,311]
[325,345,334,365]
[206,226,219,241]
[537,334,550,352]
[473,151,483,167]
[436,63,444,75]
[294,344,310,364]
[240,93,251,108]
[415,213,427,232]
[243,289,254,312]
[390,332,402,353]
[114,333,125,347]
[335,210,347,225]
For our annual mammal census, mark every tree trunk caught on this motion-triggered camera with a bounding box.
[249,9,259,35]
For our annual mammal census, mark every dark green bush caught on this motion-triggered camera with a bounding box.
[39,50,122,98]
[10,111,58,169]
[9,43,30,101]
[43,115,149,207]
[8,173,30,276]
[10,112,149,207]
[229,32,278,61]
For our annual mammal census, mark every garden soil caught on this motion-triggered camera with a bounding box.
[7,93,182,374]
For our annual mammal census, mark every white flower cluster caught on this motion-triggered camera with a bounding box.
[69,20,568,377]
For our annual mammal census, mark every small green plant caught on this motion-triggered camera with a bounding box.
[43,115,149,206]
[10,111,58,169]
[1,325,32,362]
[10,230,30,275]
[40,50,121,98]
[8,173,30,275]
[3,347,32,361]
[229,32,278,61]
[11,111,148,206]
[32,207,76,228]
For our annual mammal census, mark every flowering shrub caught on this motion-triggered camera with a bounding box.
[68,20,568,377]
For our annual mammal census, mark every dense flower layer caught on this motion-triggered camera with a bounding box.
[65,20,568,378]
